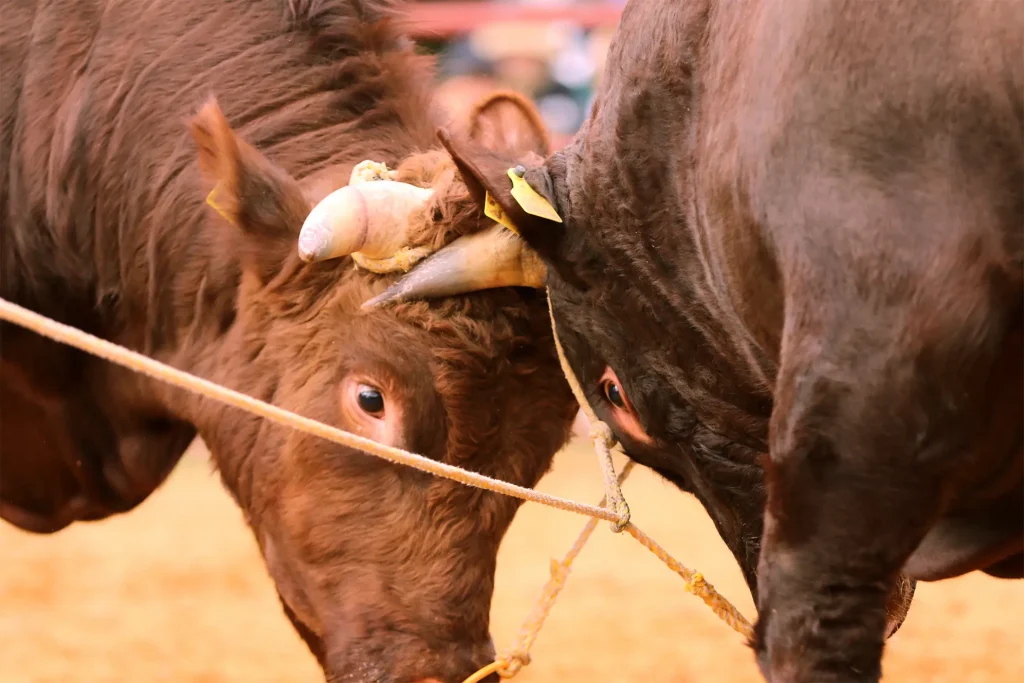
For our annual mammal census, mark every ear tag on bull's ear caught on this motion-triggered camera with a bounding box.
[205,185,235,225]
[484,191,520,235]
[507,168,562,223]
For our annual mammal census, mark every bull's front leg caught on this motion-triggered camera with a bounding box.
[751,299,989,682]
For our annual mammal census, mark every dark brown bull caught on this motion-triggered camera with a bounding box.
[0,1,579,680]
[374,0,1024,680]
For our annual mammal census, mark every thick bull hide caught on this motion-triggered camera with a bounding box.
[378,0,1024,682]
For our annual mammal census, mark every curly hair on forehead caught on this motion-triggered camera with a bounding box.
[391,149,490,253]
[387,288,568,457]
[395,292,574,534]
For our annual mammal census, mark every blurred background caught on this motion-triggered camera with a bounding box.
[410,0,625,148]
[3,2,1023,682]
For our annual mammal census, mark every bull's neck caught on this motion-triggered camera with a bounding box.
[123,205,270,499]
[570,0,773,443]
[565,152,772,446]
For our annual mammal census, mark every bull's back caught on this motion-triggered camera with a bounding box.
[2,0,394,315]
[701,0,1023,353]
[734,0,1023,261]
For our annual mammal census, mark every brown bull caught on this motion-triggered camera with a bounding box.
[373,0,1023,681]
[0,1,579,680]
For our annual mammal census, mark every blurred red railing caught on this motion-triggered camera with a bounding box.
[405,2,624,37]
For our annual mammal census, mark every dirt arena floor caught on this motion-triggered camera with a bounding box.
[2,438,1022,682]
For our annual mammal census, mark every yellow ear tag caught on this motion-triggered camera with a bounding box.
[507,168,562,223]
[206,185,235,225]
[484,191,520,235]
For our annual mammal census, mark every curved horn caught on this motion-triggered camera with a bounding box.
[361,224,546,308]
[297,180,434,262]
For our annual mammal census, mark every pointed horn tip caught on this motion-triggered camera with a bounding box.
[297,221,330,262]
[296,238,319,263]
[361,290,401,310]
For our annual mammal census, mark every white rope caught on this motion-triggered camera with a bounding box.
[0,298,618,523]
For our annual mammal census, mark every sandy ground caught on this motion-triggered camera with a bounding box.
[2,438,1022,682]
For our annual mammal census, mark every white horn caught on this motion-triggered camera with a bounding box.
[361,223,547,309]
[297,180,434,263]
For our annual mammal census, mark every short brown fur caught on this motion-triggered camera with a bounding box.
[0,1,577,680]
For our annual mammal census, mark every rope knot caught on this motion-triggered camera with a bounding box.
[686,571,707,594]
[349,159,397,183]
[499,652,531,677]
[611,500,631,533]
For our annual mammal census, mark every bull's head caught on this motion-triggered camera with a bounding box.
[353,131,920,646]
[188,93,579,682]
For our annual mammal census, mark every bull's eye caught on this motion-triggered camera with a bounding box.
[356,386,385,416]
[598,366,652,446]
[603,380,625,409]
[599,367,631,412]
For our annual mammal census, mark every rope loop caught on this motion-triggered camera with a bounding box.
[590,420,630,531]
[461,661,500,683]
[461,654,529,683]
[499,653,530,676]
[546,290,631,532]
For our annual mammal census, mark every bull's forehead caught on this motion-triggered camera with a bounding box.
[547,284,643,387]
[549,273,664,357]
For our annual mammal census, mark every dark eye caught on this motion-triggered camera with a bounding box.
[356,386,385,416]
[603,380,626,409]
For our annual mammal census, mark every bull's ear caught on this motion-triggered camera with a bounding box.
[190,98,308,283]
[466,90,551,158]
[437,127,566,260]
